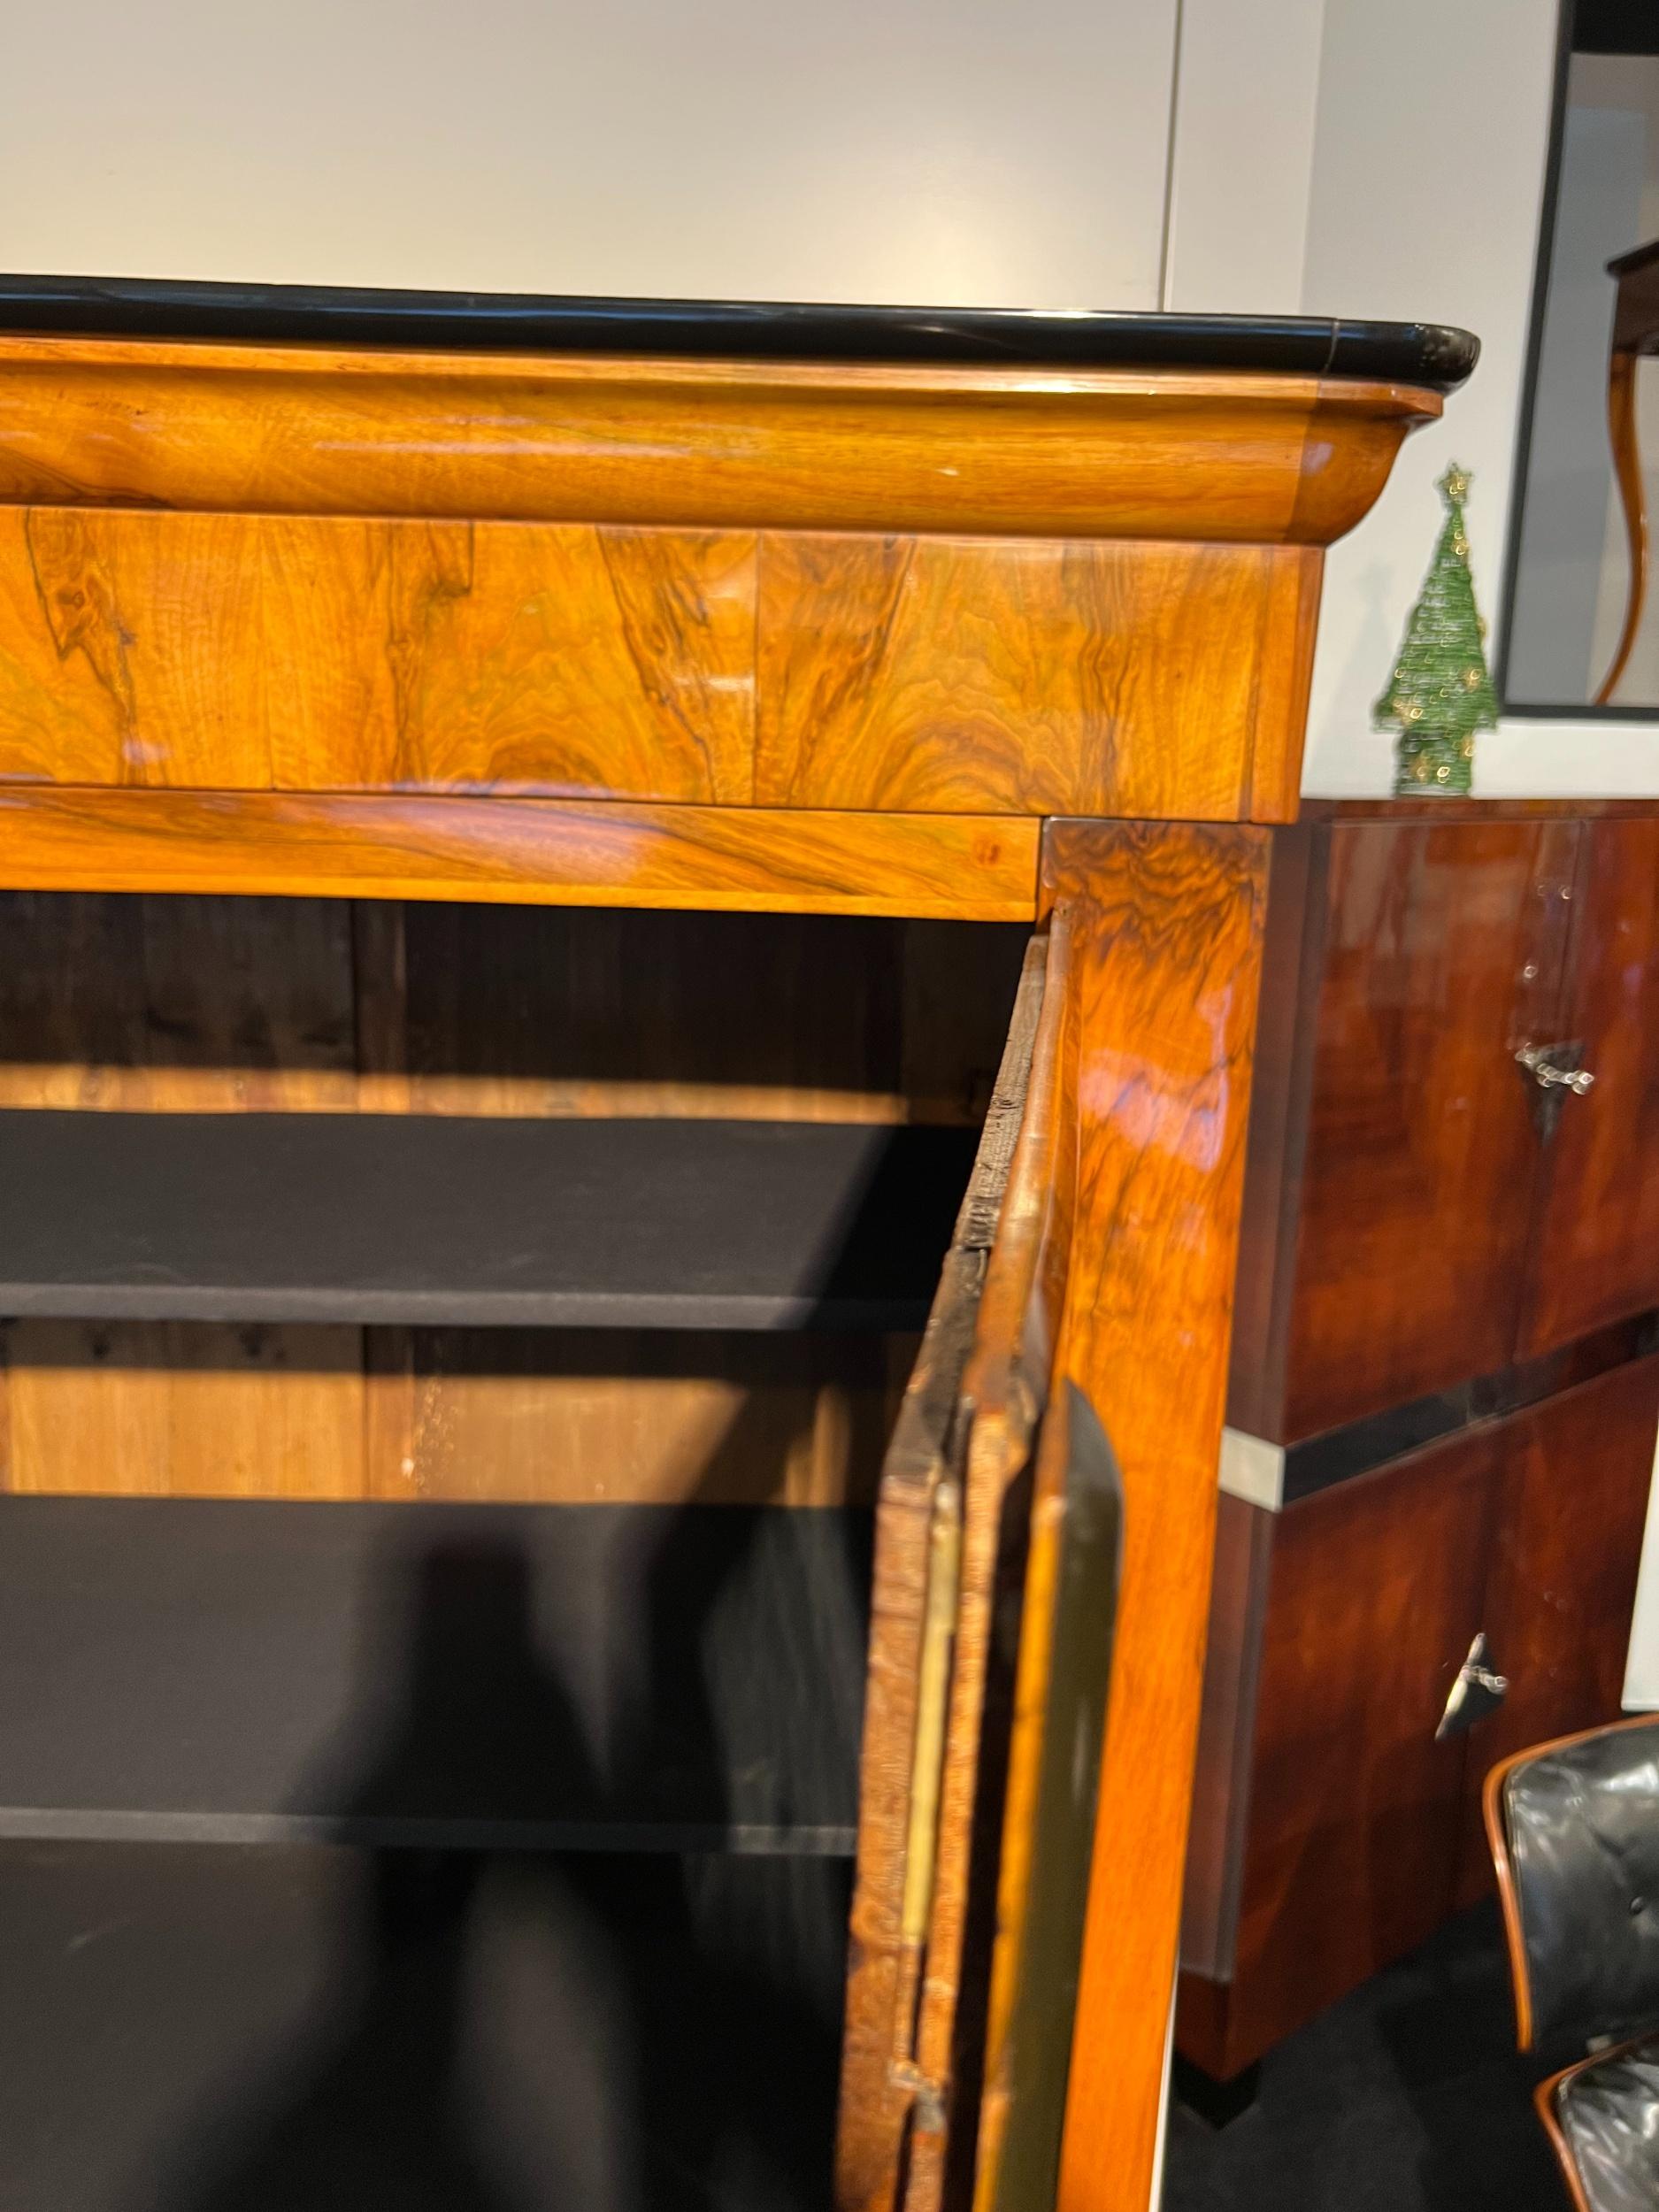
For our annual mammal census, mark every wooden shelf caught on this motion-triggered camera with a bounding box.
[0,1495,868,1854]
[0,1110,975,1330]
[0,1837,846,2211]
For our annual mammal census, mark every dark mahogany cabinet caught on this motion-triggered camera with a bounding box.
[1523,814,1659,1356]
[1181,802,1659,2080]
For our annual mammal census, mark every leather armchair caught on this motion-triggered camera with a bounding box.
[1486,1717,1659,2211]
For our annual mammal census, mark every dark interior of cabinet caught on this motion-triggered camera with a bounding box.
[0,893,1029,2212]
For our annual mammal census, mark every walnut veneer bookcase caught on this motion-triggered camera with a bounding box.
[0,276,1472,2212]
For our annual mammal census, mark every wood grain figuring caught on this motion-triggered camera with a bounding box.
[1039,821,1271,2212]
[1179,1431,1496,2078]
[1279,820,1567,1441]
[0,511,756,801]
[0,339,1439,543]
[1242,547,1324,822]
[1523,816,1659,1356]
[0,512,1324,826]
[0,789,1041,920]
[754,537,1319,824]
[0,1322,909,1507]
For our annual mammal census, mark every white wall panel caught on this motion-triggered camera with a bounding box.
[1160,0,1325,314]
[0,0,1178,310]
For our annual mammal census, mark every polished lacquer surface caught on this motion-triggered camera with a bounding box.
[0,273,1479,385]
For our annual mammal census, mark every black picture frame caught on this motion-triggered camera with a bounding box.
[1498,0,1659,721]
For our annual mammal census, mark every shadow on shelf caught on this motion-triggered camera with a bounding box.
[1,1392,869,2212]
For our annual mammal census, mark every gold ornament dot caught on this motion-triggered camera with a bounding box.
[1461,666,1482,690]
[1436,764,1450,782]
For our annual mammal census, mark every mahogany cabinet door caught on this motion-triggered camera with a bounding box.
[1455,1355,1659,1901]
[1215,1430,1497,2069]
[1264,818,1573,1442]
[1521,816,1659,1357]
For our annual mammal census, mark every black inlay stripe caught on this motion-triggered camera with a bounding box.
[1279,1312,1659,1503]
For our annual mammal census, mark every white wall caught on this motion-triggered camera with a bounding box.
[1294,0,1571,795]
[0,0,1177,311]
[1160,0,1325,315]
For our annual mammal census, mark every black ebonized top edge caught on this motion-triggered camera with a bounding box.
[0,273,1479,388]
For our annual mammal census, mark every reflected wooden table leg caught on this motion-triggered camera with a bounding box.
[1596,342,1647,706]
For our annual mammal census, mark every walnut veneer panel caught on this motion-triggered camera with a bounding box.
[755,538,1319,822]
[0,511,756,802]
[1041,822,1271,2212]
[0,511,1319,824]
[0,339,1439,543]
[0,788,1039,919]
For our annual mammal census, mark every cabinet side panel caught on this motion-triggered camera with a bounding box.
[1226,823,1326,1440]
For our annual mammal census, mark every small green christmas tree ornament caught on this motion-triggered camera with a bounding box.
[1373,462,1498,795]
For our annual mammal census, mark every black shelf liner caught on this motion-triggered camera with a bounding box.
[0,1110,976,1330]
[0,272,1479,387]
[0,1495,869,1851]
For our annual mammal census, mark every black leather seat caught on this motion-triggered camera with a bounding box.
[1551,2040,1659,2212]
[1486,1717,1659,2212]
